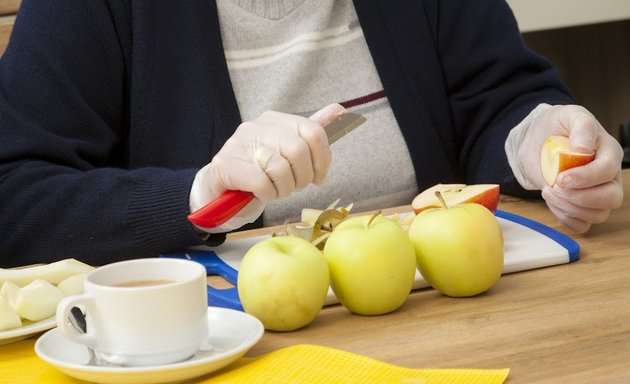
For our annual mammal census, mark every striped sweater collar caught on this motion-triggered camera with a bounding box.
[228,0,307,20]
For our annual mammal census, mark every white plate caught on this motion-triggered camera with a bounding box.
[35,307,264,384]
[0,316,56,346]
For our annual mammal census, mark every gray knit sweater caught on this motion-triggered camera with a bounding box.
[217,0,418,224]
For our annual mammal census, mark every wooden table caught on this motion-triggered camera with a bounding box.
[227,169,630,383]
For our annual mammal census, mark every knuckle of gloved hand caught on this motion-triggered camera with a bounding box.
[611,188,624,209]
[236,120,258,135]
[210,155,229,173]
[294,171,314,190]
[558,104,590,119]
[592,209,611,224]
[298,121,327,144]
[545,104,565,118]
[557,211,583,229]
[611,138,625,161]
[313,155,330,174]
[251,178,277,202]
[275,187,292,199]
[574,223,591,234]
[574,114,598,134]
[271,175,295,199]
[259,110,282,120]
[282,140,310,164]
[568,104,589,114]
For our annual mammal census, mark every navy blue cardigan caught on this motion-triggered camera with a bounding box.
[0,0,573,267]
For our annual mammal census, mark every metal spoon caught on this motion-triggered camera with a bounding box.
[68,307,110,366]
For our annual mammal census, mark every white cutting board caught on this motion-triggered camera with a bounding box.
[203,210,579,306]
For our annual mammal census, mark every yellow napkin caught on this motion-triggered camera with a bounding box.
[206,344,509,384]
[0,339,509,384]
[0,338,62,384]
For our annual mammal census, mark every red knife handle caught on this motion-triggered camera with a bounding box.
[187,190,255,228]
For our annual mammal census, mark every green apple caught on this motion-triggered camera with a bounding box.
[237,236,329,331]
[409,201,504,297]
[323,213,416,315]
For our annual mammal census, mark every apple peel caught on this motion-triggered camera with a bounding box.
[274,200,353,249]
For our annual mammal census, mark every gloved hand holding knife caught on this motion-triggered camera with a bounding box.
[189,103,366,233]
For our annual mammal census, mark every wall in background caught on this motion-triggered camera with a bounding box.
[522,19,630,140]
[507,0,630,32]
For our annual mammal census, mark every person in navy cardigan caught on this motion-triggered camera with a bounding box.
[0,0,623,267]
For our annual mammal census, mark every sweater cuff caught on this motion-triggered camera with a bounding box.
[127,169,212,255]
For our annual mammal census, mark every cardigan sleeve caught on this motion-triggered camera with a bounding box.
[429,0,575,196]
[0,0,212,267]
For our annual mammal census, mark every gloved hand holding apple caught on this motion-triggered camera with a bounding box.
[505,103,624,233]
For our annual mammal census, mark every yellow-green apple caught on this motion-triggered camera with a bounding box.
[411,184,500,214]
[540,135,596,186]
[237,236,329,331]
[323,213,416,315]
[408,199,504,297]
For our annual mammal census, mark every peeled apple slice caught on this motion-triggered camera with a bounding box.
[0,295,22,331]
[0,258,93,287]
[57,273,87,296]
[1,281,20,309]
[14,279,64,322]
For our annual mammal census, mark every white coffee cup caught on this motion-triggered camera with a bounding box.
[56,258,208,366]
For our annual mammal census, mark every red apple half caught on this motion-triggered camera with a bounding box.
[411,183,500,214]
[540,135,595,186]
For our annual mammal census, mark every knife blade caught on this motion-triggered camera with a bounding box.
[187,112,367,228]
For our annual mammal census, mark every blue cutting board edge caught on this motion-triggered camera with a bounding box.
[495,209,579,262]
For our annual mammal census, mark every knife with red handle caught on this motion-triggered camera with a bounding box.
[187,112,367,228]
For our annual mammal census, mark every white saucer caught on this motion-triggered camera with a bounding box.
[0,316,56,346]
[35,307,264,384]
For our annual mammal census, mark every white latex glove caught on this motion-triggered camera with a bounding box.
[190,103,346,233]
[505,103,624,233]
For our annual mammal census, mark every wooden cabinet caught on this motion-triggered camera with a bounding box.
[518,20,630,139]
[0,0,19,56]
[507,0,630,138]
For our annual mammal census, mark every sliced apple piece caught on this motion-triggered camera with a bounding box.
[412,183,500,214]
[13,279,64,322]
[541,135,596,186]
[57,273,87,296]
[0,295,22,331]
[0,258,93,287]
[1,281,20,309]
